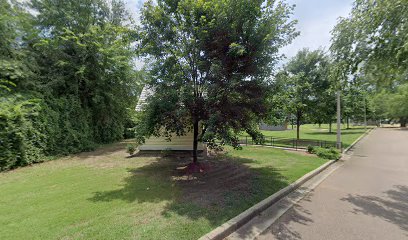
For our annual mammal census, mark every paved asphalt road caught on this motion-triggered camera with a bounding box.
[257,128,408,240]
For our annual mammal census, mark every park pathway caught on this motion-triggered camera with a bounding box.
[247,128,408,240]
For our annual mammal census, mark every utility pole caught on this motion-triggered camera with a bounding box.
[364,96,367,129]
[336,91,342,150]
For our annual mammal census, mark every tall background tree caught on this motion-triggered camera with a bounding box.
[30,0,141,154]
[277,48,332,139]
[0,0,35,92]
[136,0,298,164]
[0,0,41,170]
[331,0,408,127]
[1,0,141,171]
[342,80,370,128]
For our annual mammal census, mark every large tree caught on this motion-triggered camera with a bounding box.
[331,0,408,127]
[0,0,41,170]
[279,48,331,139]
[370,84,408,127]
[137,0,297,164]
[0,0,35,93]
[31,0,140,150]
[342,80,370,128]
[1,0,143,170]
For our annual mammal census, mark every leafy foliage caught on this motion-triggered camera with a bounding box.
[276,49,332,138]
[307,146,340,160]
[387,84,408,126]
[137,0,298,162]
[0,96,46,170]
[315,147,340,160]
[32,0,139,143]
[371,84,408,126]
[331,0,408,126]
[126,144,137,155]
[342,82,367,126]
[0,0,141,170]
[307,145,314,154]
[0,0,35,93]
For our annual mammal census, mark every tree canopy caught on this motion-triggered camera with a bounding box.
[0,0,141,171]
[331,0,408,126]
[136,0,298,163]
[276,48,332,139]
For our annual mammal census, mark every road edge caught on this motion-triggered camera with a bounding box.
[198,160,335,240]
[342,127,375,154]
[199,127,375,240]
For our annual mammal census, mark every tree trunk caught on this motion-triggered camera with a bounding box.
[318,123,321,128]
[296,110,301,140]
[192,118,199,164]
[329,121,332,133]
[347,117,350,129]
[401,117,407,128]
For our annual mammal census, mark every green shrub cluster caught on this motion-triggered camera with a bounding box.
[0,94,137,170]
[126,144,137,156]
[0,97,45,170]
[38,97,96,155]
[307,145,315,154]
[307,146,341,160]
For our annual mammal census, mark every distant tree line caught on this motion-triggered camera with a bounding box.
[271,0,408,140]
[268,48,371,140]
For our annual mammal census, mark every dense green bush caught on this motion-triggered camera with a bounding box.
[124,127,136,139]
[39,97,96,155]
[0,96,46,170]
[307,145,315,154]
[126,144,137,156]
[312,147,341,160]
[0,94,131,170]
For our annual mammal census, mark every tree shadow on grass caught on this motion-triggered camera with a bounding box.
[88,153,290,227]
[74,142,128,159]
[341,185,408,235]
[306,130,367,136]
[88,156,181,203]
[127,150,195,159]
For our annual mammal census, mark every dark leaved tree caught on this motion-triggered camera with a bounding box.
[136,0,298,165]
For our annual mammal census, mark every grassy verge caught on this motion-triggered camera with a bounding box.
[241,124,371,148]
[0,144,326,240]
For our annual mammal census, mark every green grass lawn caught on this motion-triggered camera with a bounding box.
[0,143,327,240]
[244,124,370,148]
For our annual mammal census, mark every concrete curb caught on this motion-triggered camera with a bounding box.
[198,160,336,240]
[199,127,375,240]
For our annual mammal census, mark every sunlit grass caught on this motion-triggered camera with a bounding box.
[0,143,326,240]
[258,124,370,148]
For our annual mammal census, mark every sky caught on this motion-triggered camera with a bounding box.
[125,0,355,67]
[281,0,354,58]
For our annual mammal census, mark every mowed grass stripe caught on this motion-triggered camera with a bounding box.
[1,143,330,240]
